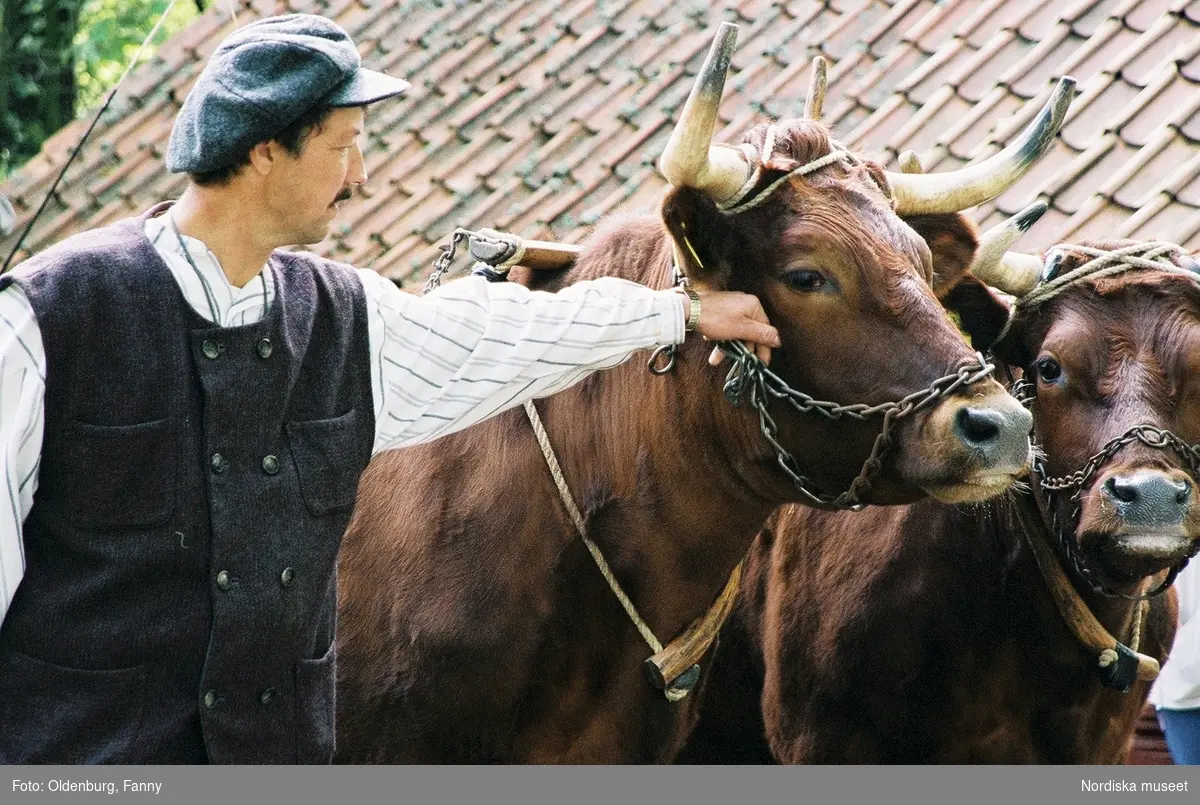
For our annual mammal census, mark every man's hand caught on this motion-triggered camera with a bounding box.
[686,290,781,366]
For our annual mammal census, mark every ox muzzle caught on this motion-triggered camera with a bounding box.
[1080,464,1200,580]
[900,387,1033,504]
[1037,425,1200,596]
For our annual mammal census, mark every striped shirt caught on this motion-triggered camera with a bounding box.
[0,216,684,620]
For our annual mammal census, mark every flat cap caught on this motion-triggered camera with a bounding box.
[167,14,410,174]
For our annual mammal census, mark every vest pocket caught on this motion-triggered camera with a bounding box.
[0,649,149,763]
[294,644,336,764]
[63,417,176,529]
[286,409,361,516]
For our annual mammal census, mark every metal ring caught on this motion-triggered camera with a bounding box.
[648,345,676,375]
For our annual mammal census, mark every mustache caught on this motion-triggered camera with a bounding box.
[334,188,353,204]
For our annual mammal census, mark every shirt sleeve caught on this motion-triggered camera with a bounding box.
[361,270,685,454]
[0,283,46,624]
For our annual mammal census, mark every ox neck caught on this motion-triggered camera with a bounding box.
[521,228,809,635]
[1005,492,1159,689]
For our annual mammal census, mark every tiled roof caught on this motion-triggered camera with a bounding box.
[2,0,1198,283]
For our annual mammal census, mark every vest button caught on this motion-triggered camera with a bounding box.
[280,567,295,587]
[203,690,219,709]
[257,338,273,359]
[259,687,277,705]
[262,455,280,475]
[202,339,222,359]
[210,453,229,474]
[216,570,232,591]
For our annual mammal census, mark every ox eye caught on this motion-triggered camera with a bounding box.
[1035,357,1063,384]
[783,269,826,292]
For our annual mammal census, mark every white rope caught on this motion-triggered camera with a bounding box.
[522,401,692,700]
[719,149,848,215]
[997,241,1195,345]
[1130,598,1147,654]
[1019,242,1192,311]
[1096,599,1148,669]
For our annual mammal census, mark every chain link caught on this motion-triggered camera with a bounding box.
[718,340,994,510]
[423,228,475,294]
[429,227,993,510]
[1024,416,1200,600]
[1006,244,1200,599]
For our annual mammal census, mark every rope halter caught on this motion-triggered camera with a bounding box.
[1007,242,1200,601]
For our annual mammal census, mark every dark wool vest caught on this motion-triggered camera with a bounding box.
[0,206,375,764]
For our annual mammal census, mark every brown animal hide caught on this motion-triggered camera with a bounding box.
[333,118,1031,764]
[682,243,1200,764]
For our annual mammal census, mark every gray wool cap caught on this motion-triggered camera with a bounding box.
[167,14,410,174]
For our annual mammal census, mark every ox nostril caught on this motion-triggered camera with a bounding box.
[1105,476,1138,504]
[954,407,1002,448]
[1102,471,1192,526]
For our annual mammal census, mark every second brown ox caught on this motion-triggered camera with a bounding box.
[681,240,1200,764]
[332,25,1062,763]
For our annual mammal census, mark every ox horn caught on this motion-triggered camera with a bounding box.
[887,77,1076,215]
[804,56,827,121]
[967,202,1047,296]
[897,150,924,174]
[658,22,754,204]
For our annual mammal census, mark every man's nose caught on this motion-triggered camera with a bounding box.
[349,144,367,185]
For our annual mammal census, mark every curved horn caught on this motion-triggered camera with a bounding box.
[887,77,1076,214]
[804,56,827,121]
[968,202,1047,296]
[658,22,753,204]
[897,150,924,174]
[0,193,14,238]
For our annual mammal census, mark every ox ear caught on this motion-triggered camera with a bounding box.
[900,212,979,298]
[939,273,1013,353]
[660,186,733,288]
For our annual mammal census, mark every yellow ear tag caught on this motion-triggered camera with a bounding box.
[681,230,706,272]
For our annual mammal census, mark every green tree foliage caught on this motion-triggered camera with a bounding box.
[1,0,83,177]
[73,0,197,113]
[0,0,196,178]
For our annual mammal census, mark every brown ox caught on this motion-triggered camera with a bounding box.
[681,241,1200,764]
[332,27,1061,763]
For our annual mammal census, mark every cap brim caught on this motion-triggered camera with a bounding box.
[326,68,411,107]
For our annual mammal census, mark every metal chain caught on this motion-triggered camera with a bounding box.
[718,340,994,510]
[1034,427,1199,601]
[433,225,992,511]
[1013,380,1199,600]
[1038,426,1200,494]
[1004,240,1200,600]
[423,228,474,294]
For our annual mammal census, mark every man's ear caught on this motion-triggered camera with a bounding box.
[248,140,277,176]
[660,187,732,289]
[940,273,1015,355]
[902,212,979,299]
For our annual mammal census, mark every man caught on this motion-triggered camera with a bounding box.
[0,14,778,764]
